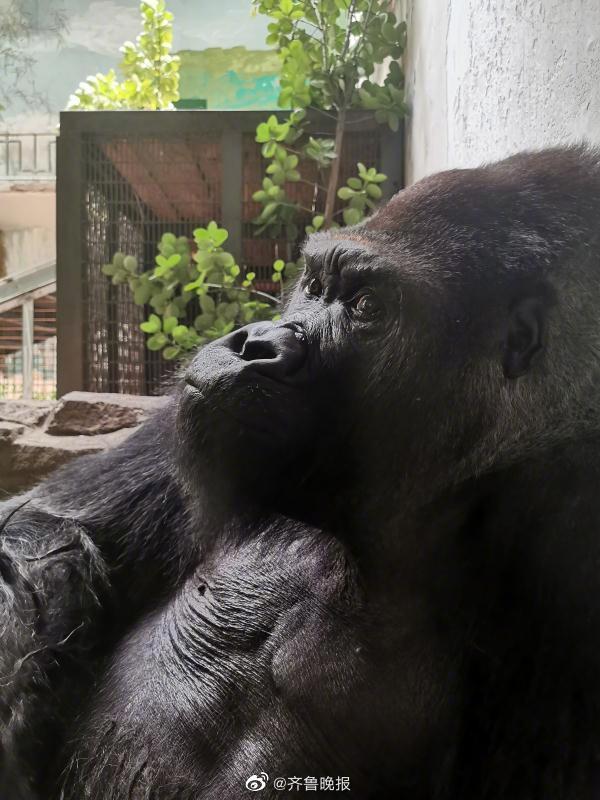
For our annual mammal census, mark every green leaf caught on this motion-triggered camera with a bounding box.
[140,313,161,334]
[212,228,229,247]
[349,194,367,211]
[173,325,191,344]
[123,255,138,272]
[343,207,363,226]
[163,315,178,334]
[133,285,152,305]
[347,177,362,190]
[200,294,215,314]
[338,186,353,200]
[258,202,279,221]
[194,312,215,331]
[366,183,383,199]
[273,259,285,272]
[163,345,181,360]
[146,332,168,350]
[217,252,235,268]
[166,253,181,268]
[268,163,286,184]
[262,141,277,158]
[195,252,214,270]
[256,122,271,142]
[222,301,240,322]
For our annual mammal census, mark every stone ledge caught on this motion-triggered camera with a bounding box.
[46,391,168,436]
[12,427,135,476]
[0,392,166,495]
[0,400,54,427]
[0,421,26,442]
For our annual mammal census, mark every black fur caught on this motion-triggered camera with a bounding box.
[3,145,600,798]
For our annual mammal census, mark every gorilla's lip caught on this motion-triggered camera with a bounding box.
[181,379,291,437]
[185,364,303,394]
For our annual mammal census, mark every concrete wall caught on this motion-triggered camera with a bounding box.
[0,190,56,275]
[403,0,600,183]
[2,226,55,275]
[0,191,55,232]
[401,0,450,185]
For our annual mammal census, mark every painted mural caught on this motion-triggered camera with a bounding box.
[1,0,279,131]
[178,47,280,111]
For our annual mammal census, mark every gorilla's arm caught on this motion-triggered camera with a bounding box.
[0,398,193,796]
[14,396,191,602]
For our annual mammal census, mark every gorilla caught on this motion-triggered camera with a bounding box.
[2,145,600,799]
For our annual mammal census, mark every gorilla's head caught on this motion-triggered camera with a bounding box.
[178,146,600,522]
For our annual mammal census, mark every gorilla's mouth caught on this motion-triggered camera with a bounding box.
[181,381,277,437]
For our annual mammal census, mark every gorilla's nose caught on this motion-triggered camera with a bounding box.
[226,321,307,380]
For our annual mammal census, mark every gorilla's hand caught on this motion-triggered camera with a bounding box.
[0,503,108,798]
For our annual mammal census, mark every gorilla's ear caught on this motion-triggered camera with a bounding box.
[502,297,545,379]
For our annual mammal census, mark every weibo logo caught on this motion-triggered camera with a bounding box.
[246,772,269,791]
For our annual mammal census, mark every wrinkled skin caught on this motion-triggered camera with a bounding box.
[4,146,600,799]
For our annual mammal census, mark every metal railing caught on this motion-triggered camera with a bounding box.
[0,133,57,181]
[0,261,56,400]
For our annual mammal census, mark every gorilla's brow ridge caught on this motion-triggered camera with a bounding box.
[304,238,378,276]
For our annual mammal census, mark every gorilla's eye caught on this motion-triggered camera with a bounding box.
[305,276,323,297]
[352,292,381,320]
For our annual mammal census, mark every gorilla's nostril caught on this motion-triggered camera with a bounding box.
[241,339,277,362]
[228,328,249,355]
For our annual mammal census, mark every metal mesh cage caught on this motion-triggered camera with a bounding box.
[57,111,402,396]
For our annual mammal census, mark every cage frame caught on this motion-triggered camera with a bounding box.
[57,109,403,397]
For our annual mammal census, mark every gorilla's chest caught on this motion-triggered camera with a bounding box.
[156,534,362,709]
[72,533,366,797]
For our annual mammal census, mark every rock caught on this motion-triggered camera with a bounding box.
[0,400,54,427]
[0,392,168,496]
[46,392,168,436]
[6,428,136,490]
[0,421,25,442]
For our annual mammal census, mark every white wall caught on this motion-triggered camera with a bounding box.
[2,226,55,276]
[0,192,56,276]
[403,0,600,183]
[401,0,450,184]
